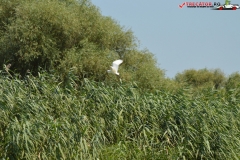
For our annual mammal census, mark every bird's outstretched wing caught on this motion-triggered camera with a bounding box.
[112,59,123,71]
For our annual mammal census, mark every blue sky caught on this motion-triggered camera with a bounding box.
[91,0,240,78]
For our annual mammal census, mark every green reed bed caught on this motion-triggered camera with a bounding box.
[0,72,239,159]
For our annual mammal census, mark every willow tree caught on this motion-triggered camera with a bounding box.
[225,72,240,91]
[175,68,226,90]
[0,0,166,90]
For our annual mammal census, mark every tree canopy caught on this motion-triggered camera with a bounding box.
[175,68,226,89]
[0,0,165,90]
[0,0,238,92]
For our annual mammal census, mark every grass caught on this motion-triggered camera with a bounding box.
[0,70,240,159]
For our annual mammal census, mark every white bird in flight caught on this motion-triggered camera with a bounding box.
[107,59,123,75]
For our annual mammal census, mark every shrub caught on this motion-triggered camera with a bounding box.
[225,72,240,91]
[175,68,226,90]
[0,0,166,91]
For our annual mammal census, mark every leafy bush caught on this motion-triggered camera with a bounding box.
[0,0,133,73]
[175,68,226,90]
[0,0,166,91]
[225,72,240,91]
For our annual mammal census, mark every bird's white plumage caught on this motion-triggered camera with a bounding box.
[107,59,123,75]
[112,60,123,71]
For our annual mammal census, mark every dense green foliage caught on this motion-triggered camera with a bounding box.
[0,0,165,91]
[175,68,226,89]
[1,71,240,159]
[0,0,240,159]
[225,72,240,91]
